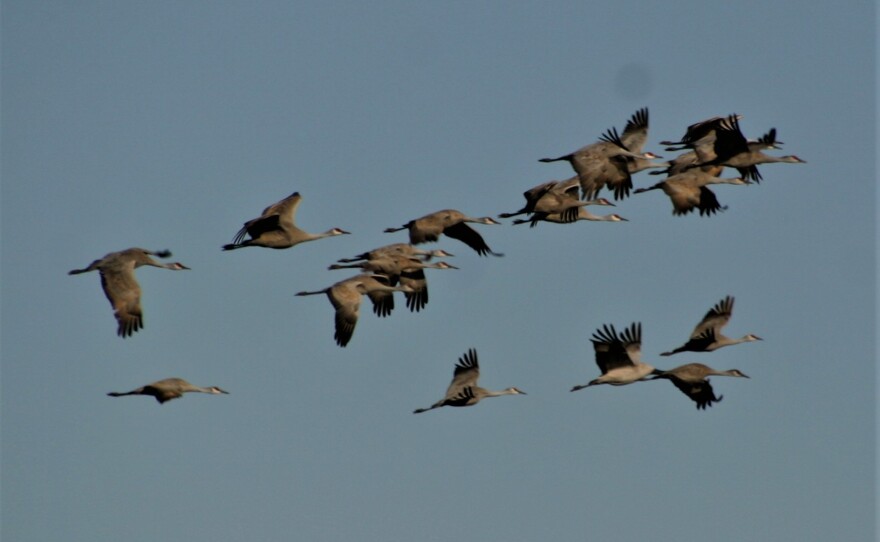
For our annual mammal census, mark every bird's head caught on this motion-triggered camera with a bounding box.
[728,370,749,379]
[330,228,351,236]
[209,386,230,394]
[170,262,190,270]
[507,387,527,395]
[592,198,615,207]
[609,214,629,222]
[745,334,763,342]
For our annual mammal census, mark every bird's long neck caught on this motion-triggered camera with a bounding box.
[483,388,516,398]
[704,176,743,186]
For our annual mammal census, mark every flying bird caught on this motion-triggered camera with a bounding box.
[329,255,457,314]
[107,377,229,404]
[633,170,750,216]
[661,296,762,355]
[571,322,660,391]
[385,209,503,256]
[223,191,349,250]
[68,248,189,337]
[539,108,661,200]
[650,363,749,409]
[295,274,414,347]
[413,348,525,413]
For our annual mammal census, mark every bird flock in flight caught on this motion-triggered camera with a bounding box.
[69,108,803,410]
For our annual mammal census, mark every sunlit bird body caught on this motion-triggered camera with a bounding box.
[385,209,504,256]
[685,115,805,182]
[650,363,749,409]
[501,176,617,225]
[337,243,453,264]
[68,248,190,338]
[634,170,750,216]
[571,322,660,391]
[661,296,762,355]
[223,191,349,250]
[296,274,414,347]
[413,348,525,413]
[539,108,661,200]
[328,255,457,314]
[108,377,229,404]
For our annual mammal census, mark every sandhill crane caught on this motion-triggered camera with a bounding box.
[107,378,229,404]
[650,129,781,178]
[328,256,458,314]
[500,177,616,225]
[512,203,627,227]
[295,274,414,347]
[539,108,660,200]
[661,296,762,356]
[337,243,453,264]
[633,170,750,216]
[69,248,189,338]
[660,114,744,151]
[384,209,504,257]
[413,348,526,413]
[684,115,805,182]
[571,322,660,391]
[222,191,349,250]
[650,363,749,410]
[499,178,577,220]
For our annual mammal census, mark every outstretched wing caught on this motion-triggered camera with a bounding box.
[690,296,734,338]
[591,323,640,374]
[444,348,480,398]
[667,376,722,410]
[443,223,499,256]
[99,266,143,338]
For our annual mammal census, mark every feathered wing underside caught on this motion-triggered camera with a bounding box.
[333,303,359,347]
[233,192,303,244]
[444,348,480,398]
[691,296,734,338]
[443,222,497,256]
[100,267,143,337]
[327,284,361,347]
[400,269,428,312]
[241,214,283,242]
[367,288,395,318]
[620,107,649,152]
[260,191,302,220]
[696,186,727,216]
[142,385,183,404]
[591,323,640,374]
[667,376,722,410]
[441,386,478,407]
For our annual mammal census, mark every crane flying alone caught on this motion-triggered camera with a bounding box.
[68,248,189,338]
[223,191,349,250]
[413,348,525,413]
[107,378,229,404]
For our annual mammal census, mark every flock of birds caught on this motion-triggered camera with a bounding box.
[69,108,802,410]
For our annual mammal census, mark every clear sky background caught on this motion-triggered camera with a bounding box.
[2,2,876,541]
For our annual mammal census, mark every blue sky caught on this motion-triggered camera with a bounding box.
[2,1,876,541]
